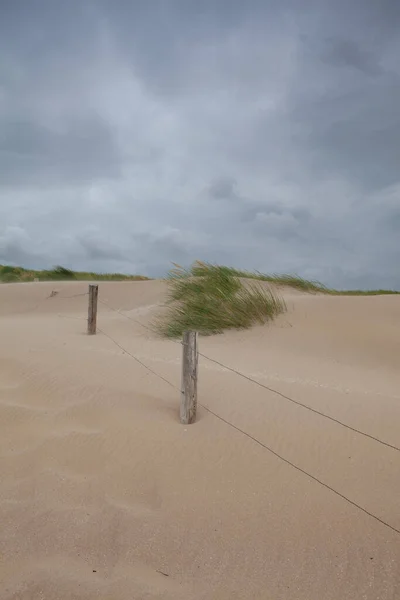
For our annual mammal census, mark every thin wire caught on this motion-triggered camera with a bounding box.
[98,298,157,334]
[199,403,400,536]
[59,292,89,299]
[197,352,400,453]
[15,291,89,314]
[97,298,400,453]
[97,326,176,390]
[86,321,399,537]
[47,292,89,300]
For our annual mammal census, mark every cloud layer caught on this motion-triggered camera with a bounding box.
[1,0,400,288]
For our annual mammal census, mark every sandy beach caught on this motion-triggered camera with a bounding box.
[0,280,399,599]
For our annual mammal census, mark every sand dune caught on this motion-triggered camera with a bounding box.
[0,280,399,599]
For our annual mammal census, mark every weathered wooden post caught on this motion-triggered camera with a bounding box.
[87,284,99,335]
[180,331,199,424]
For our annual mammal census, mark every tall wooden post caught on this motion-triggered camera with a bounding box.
[180,331,199,424]
[87,284,99,335]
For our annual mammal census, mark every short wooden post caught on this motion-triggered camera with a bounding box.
[180,331,199,424]
[87,284,99,335]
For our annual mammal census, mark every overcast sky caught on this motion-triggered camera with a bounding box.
[1,0,400,288]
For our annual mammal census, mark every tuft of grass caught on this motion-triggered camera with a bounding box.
[155,261,286,338]
[44,266,76,280]
[225,269,328,293]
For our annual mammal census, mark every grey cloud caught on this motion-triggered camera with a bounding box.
[287,73,400,190]
[0,0,400,289]
[381,209,400,234]
[0,116,121,186]
[0,241,38,268]
[0,226,45,268]
[76,232,126,262]
[252,211,303,242]
[208,178,239,202]
[321,38,383,76]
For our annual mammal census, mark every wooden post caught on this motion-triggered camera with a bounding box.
[180,331,199,424]
[87,284,99,335]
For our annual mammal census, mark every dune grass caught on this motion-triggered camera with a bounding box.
[212,267,400,296]
[155,261,287,338]
[0,264,149,283]
[155,260,399,337]
[0,262,398,296]
[199,267,329,293]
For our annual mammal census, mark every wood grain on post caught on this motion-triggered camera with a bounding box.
[180,331,199,424]
[87,284,99,335]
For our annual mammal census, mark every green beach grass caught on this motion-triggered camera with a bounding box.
[208,266,400,296]
[0,264,149,283]
[154,261,287,338]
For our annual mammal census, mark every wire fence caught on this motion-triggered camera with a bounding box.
[43,286,400,537]
[98,297,400,453]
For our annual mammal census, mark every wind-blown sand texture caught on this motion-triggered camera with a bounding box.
[0,280,399,599]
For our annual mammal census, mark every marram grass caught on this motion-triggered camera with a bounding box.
[155,261,287,338]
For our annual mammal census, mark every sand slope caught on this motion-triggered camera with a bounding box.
[0,281,399,599]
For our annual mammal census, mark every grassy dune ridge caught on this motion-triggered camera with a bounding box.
[0,264,149,283]
[1,261,398,337]
[215,266,400,296]
[0,262,398,295]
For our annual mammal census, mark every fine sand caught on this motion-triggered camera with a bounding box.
[0,281,399,599]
